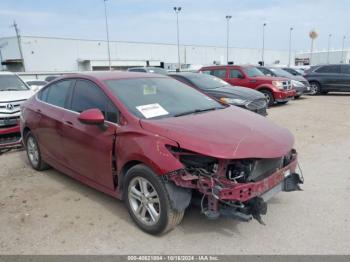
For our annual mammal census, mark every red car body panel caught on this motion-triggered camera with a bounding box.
[199,65,296,100]
[140,106,293,159]
[20,72,300,214]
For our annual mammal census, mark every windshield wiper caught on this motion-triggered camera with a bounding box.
[174,107,223,117]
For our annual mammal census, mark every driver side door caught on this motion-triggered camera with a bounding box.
[61,79,120,190]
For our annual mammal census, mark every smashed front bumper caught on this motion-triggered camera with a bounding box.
[167,156,303,224]
[0,122,22,150]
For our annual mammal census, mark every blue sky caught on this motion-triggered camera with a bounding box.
[0,0,349,51]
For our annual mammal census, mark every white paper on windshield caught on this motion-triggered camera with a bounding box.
[136,103,169,118]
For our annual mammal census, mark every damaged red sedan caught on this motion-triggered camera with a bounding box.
[20,72,303,234]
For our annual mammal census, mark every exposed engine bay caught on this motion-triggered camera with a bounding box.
[165,146,303,224]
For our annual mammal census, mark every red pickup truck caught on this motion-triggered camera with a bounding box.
[199,65,296,106]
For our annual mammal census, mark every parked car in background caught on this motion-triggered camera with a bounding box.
[304,64,350,95]
[169,72,268,116]
[127,67,168,75]
[21,71,303,234]
[0,72,34,153]
[45,75,59,82]
[199,65,295,106]
[282,67,304,76]
[25,80,48,92]
[257,66,310,98]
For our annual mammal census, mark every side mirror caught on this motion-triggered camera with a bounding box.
[78,108,105,125]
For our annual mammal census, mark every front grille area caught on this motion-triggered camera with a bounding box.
[0,99,26,115]
[246,99,267,111]
[0,132,21,145]
[0,116,20,128]
[282,80,292,90]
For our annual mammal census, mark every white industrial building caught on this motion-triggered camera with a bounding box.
[0,35,295,73]
[295,49,350,66]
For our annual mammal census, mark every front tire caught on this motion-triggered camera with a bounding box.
[25,132,49,171]
[309,82,321,95]
[124,164,184,235]
[260,89,274,107]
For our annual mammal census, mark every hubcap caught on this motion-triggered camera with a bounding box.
[263,93,270,104]
[310,84,318,95]
[27,136,39,167]
[128,177,160,226]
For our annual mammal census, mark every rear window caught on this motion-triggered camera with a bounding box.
[201,69,227,79]
[0,75,29,91]
[341,65,350,74]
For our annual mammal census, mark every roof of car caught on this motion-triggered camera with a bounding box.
[168,72,199,77]
[0,71,15,75]
[61,70,168,81]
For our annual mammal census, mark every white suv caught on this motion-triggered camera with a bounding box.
[0,72,34,151]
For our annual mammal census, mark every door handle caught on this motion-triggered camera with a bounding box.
[36,109,42,113]
[65,121,73,126]
[249,80,257,83]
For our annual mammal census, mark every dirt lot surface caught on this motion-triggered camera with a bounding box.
[1,95,350,255]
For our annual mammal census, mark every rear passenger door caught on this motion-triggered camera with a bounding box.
[61,79,119,189]
[35,79,74,162]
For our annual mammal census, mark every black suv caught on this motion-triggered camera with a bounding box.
[304,64,350,95]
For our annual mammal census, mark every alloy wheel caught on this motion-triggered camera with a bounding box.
[27,136,39,167]
[128,177,161,226]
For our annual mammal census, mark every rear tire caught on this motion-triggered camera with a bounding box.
[124,164,184,235]
[278,101,289,105]
[260,89,274,107]
[294,95,301,99]
[25,132,50,171]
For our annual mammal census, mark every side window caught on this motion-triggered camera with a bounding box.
[71,80,119,123]
[40,80,72,108]
[316,65,340,73]
[211,69,227,79]
[230,69,243,78]
[341,65,350,74]
[201,70,211,75]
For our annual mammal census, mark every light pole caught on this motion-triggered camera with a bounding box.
[103,0,112,70]
[341,36,346,63]
[173,7,182,72]
[288,27,293,67]
[262,23,267,65]
[225,15,232,64]
[327,33,332,64]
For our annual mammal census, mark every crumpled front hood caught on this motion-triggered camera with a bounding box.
[0,90,34,103]
[140,106,294,159]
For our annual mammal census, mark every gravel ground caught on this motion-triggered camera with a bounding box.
[0,94,350,255]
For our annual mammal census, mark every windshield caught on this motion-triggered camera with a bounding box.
[268,68,293,78]
[243,67,265,77]
[105,77,225,119]
[0,75,29,91]
[185,74,230,90]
